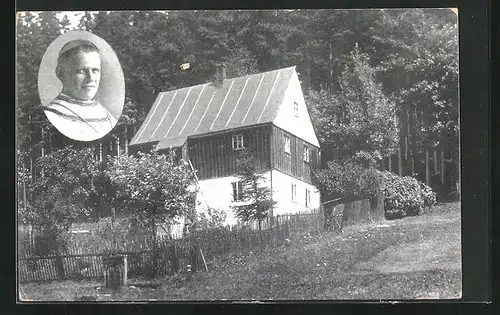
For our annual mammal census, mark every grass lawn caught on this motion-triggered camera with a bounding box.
[20,202,461,301]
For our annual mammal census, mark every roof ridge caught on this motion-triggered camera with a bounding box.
[158,65,297,95]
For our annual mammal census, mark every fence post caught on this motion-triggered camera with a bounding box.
[103,255,127,290]
[55,252,65,280]
[170,240,179,275]
[276,215,280,246]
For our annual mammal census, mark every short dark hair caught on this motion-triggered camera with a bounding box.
[56,40,101,81]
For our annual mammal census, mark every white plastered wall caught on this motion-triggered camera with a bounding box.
[271,170,321,215]
[195,172,271,226]
[194,170,321,225]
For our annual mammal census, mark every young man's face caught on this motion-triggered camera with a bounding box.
[60,51,101,101]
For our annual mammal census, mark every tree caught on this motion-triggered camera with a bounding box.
[373,9,459,187]
[24,147,104,245]
[107,150,196,239]
[231,149,276,231]
[307,45,399,167]
[314,159,383,201]
[107,149,196,275]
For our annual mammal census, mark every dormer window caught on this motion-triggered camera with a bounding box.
[284,134,291,154]
[232,134,244,150]
[293,101,299,118]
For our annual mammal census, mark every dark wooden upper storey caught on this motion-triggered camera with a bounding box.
[186,124,319,184]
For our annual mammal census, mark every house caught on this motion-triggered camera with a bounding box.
[129,65,321,227]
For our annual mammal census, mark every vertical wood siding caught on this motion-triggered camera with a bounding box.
[271,125,319,184]
[188,125,272,180]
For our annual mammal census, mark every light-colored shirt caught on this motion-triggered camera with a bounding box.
[44,93,117,141]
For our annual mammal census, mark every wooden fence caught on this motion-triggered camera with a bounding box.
[18,214,296,283]
[18,198,383,283]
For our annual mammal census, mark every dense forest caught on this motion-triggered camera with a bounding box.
[16,9,459,207]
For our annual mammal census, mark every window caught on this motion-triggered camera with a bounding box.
[284,134,291,154]
[303,145,310,162]
[291,183,297,203]
[232,181,243,201]
[305,188,311,208]
[293,101,299,118]
[232,134,244,150]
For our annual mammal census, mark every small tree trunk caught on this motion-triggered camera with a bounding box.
[425,148,430,185]
[258,220,263,245]
[151,217,158,277]
[398,147,403,176]
[125,133,129,156]
[433,147,438,174]
[117,136,120,160]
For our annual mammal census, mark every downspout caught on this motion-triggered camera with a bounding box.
[269,125,274,220]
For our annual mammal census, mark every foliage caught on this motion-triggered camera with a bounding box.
[195,207,228,230]
[314,159,383,199]
[420,182,437,210]
[106,150,197,233]
[232,149,276,230]
[357,168,385,199]
[24,147,104,241]
[379,171,436,219]
[307,45,398,166]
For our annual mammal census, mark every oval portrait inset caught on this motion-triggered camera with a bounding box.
[38,30,125,142]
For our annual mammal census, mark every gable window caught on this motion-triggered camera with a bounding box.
[293,101,299,118]
[303,145,310,163]
[291,183,297,203]
[232,134,244,150]
[284,134,291,154]
[232,181,243,201]
[305,188,311,208]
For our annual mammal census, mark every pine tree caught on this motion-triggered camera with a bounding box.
[231,149,276,231]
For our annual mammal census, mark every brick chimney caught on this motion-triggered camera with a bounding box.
[214,62,227,87]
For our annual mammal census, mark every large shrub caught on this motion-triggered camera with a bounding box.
[314,159,383,199]
[380,171,436,219]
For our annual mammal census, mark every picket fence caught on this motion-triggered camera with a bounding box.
[18,211,325,283]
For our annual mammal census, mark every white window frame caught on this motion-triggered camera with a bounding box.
[232,181,243,201]
[232,134,244,150]
[284,134,291,154]
[293,101,299,118]
[303,145,310,163]
[291,183,297,203]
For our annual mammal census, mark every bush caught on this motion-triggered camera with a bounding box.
[314,159,383,199]
[380,171,436,219]
[194,207,228,230]
[420,182,437,210]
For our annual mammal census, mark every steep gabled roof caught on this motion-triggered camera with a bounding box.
[130,66,296,147]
